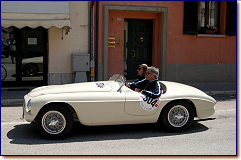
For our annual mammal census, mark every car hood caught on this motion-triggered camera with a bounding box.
[161,81,216,103]
[28,81,113,97]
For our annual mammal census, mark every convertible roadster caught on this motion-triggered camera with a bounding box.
[22,74,216,139]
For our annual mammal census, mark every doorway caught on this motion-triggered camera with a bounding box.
[1,27,48,86]
[124,19,153,80]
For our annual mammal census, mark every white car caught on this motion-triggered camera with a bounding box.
[22,74,216,139]
[22,56,43,76]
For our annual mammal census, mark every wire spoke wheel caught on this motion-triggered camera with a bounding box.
[36,106,73,139]
[160,101,194,132]
[42,111,66,134]
[168,105,189,127]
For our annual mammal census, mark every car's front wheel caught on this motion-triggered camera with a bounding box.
[36,105,73,139]
[160,101,194,132]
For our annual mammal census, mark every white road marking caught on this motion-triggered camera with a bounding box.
[216,109,236,112]
[1,121,29,126]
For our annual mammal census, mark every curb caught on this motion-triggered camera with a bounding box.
[206,91,236,96]
[1,99,24,107]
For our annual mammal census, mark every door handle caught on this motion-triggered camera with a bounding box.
[132,49,136,58]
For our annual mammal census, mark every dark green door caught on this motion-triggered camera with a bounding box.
[126,19,153,79]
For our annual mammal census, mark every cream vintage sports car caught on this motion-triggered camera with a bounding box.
[22,74,216,139]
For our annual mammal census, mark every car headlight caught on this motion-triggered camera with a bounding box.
[26,99,31,112]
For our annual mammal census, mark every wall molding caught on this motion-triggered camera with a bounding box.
[102,4,168,80]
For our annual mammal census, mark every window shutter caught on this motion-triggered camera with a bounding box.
[226,1,236,36]
[183,1,198,34]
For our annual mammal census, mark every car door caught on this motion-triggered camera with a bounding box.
[124,90,160,116]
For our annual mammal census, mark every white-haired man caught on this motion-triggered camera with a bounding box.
[139,66,162,99]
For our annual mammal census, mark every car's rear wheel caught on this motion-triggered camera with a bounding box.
[23,63,38,76]
[36,105,73,139]
[160,101,194,132]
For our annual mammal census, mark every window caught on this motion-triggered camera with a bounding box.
[183,1,236,35]
[198,1,219,34]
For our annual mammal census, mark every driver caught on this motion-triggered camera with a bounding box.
[126,64,149,91]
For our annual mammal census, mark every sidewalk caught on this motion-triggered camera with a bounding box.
[1,82,236,106]
[1,87,34,106]
[186,82,237,96]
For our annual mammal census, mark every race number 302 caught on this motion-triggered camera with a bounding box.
[139,94,161,111]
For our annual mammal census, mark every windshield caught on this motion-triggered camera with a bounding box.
[109,74,126,90]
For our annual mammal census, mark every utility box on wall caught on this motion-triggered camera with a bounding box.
[72,53,90,82]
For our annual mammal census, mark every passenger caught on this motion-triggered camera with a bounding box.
[126,64,149,91]
[138,66,162,99]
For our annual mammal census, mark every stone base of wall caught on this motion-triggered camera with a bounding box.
[48,73,74,85]
[166,64,236,83]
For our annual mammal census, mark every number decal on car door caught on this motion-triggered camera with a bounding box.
[139,94,161,111]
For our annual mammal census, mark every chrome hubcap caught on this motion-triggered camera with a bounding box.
[168,105,189,127]
[42,111,66,134]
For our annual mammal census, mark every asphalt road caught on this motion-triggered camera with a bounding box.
[1,94,237,156]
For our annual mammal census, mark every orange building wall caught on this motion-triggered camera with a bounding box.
[97,1,236,79]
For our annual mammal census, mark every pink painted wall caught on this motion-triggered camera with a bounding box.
[96,1,236,78]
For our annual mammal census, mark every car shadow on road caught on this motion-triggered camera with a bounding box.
[7,120,213,145]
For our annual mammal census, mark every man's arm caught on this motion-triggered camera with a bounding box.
[142,81,162,98]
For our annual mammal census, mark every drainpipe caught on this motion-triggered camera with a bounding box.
[88,1,94,82]
[95,1,99,81]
